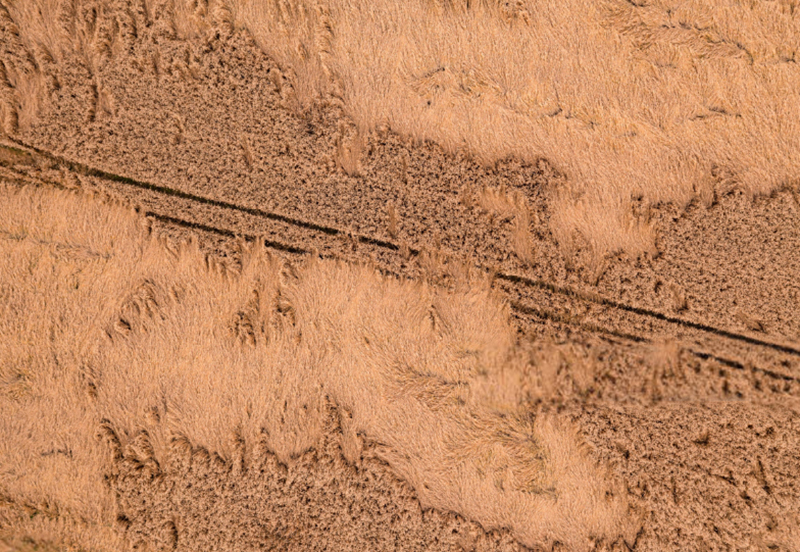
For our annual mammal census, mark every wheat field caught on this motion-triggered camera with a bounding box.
[5,0,800,260]
[0,182,632,550]
[2,1,800,550]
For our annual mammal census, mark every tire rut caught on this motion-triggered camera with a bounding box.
[2,139,798,389]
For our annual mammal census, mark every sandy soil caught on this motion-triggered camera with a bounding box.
[2,22,799,552]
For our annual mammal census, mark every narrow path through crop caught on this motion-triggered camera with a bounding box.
[2,138,799,390]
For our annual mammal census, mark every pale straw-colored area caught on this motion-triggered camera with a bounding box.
[224,0,800,261]
[0,182,631,550]
[3,1,800,262]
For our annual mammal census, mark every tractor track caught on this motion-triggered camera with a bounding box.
[2,138,799,388]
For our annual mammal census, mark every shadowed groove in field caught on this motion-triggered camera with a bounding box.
[509,300,648,344]
[3,162,799,394]
[41,167,800,387]
[688,351,795,383]
[1,137,405,252]
[149,212,310,255]
[498,272,800,358]
[509,300,799,385]
[3,138,800,363]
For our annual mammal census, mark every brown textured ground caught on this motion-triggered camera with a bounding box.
[2,22,799,552]
[109,400,529,552]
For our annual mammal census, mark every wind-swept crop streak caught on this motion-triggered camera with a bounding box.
[2,139,800,368]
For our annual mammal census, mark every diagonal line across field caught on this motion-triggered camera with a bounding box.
[497,272,800,357]
[2,138,799,385]
[1,138,406,253]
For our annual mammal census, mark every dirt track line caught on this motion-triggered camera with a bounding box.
[1,138,404,252]
[151,212,310,255]
[3,138,800,361]
[510,299,797,384]
[3,166,798,387]
[497,272,800,357]
[95,212,800,383]
[0,163,311,257]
